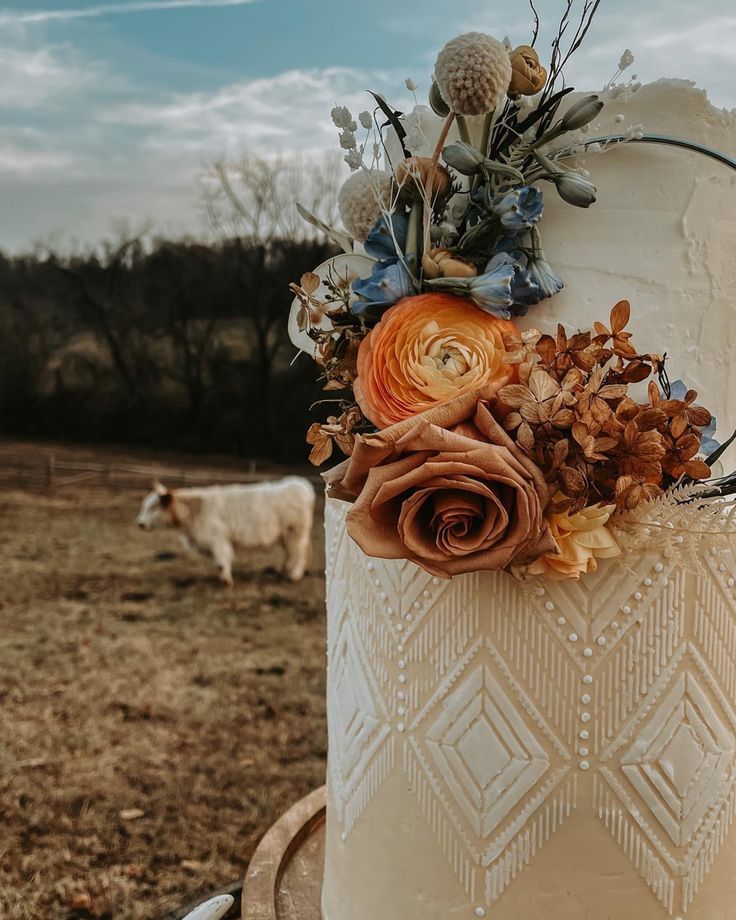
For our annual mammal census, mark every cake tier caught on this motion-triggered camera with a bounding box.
[322,497,736,920]
[386,81,736,437]
[520,80,736,439]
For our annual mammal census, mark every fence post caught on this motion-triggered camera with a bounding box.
[46,454,55,490]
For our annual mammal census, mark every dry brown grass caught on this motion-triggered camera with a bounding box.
[0,476,327,920]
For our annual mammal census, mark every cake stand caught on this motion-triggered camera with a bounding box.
[241,786,326,920]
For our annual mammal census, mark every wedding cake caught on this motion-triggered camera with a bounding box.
[287,14,736,919]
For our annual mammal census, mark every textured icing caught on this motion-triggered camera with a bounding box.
[321,81,736,920]
[322,497,736,920]
[521,80,736,439]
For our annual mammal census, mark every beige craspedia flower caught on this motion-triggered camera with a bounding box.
[435,32,512,116]
[338,170,393,242]
[422,247,477,279]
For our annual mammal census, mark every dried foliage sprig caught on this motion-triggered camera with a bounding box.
[496,301,714,513]
[613,484,736,576]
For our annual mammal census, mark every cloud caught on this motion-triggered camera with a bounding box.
[0,0,261,26]
[0,45,97,107]
[100,67,401,158]
[0,141,76,176]
[0,65,399,251]
[1,0,734,253]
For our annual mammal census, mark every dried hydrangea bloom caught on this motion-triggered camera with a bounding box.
[338,170,393,242]
[434,32,512,116]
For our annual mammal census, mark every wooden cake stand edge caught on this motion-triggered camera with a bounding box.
[242,785,326,920]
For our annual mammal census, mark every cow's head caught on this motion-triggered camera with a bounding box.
[137,480,173,530]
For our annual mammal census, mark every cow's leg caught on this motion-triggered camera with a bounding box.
[211,539,235,606]
[278,538,291,577]
[283,527,310,581]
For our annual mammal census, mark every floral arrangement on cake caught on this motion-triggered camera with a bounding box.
[287,3,732,581]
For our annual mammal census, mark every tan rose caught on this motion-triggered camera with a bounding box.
[508,45,547,96]
[422,247,478,280]
[526,501,621,580]
[325,392,556,578]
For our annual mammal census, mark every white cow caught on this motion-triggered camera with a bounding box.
[137,477,315,588]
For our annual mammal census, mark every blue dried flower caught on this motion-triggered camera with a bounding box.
[427,252,515,317]
[492,251,538,314]
[492,186,544,232]
[467,255,515,316]
[701,417,720,457]
[352,260,414,313]
[526,251,564,302]
[363,214,409,262]
[670,379,720,455]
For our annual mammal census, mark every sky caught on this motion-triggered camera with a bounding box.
[1,0,735,252]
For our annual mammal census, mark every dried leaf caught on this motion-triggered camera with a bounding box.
[552,438,570,468]
[334,433,356,456]
[684,459,712,480]
[296,202,354,253]
[300,271,321,295]
[671,413,689,439]
[308,438,333,466]
[610,299,631,333]
[517,421,535,451]
[552,409,575,428]
[558,465,587,496]
[536,334,556,366]
[688,406,712,427]
[497,384,529,409]
[305,422,324,445]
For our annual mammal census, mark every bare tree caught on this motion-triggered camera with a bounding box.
[202,154,341,440]
[52,235,149,405]
[203,153,343,242]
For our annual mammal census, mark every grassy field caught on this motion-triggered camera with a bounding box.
[0,450,327,920]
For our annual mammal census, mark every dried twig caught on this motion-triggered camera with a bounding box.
[529,0,540,46]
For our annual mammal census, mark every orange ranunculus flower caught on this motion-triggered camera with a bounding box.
[354,293,517,429]
[526,501,621,580]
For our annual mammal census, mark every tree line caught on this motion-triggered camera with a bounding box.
[0,156,342,461]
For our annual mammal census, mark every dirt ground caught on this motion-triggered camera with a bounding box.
[0,454,327,920]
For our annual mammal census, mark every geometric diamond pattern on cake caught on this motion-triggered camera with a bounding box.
[407,636,573,890]
[327,614,392,833]
[597,640,736,915]
[621,670,735,848]
[424,659,550,840]
[536,554,677,650]
[325,497,736,917]
[366,556,449,646]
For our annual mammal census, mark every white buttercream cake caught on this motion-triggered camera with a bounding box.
[320,81,736,920]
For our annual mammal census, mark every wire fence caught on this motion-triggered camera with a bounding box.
[0,449,322,493]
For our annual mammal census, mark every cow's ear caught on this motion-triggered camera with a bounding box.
[152,479,167,496]
[159,491,172,509]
